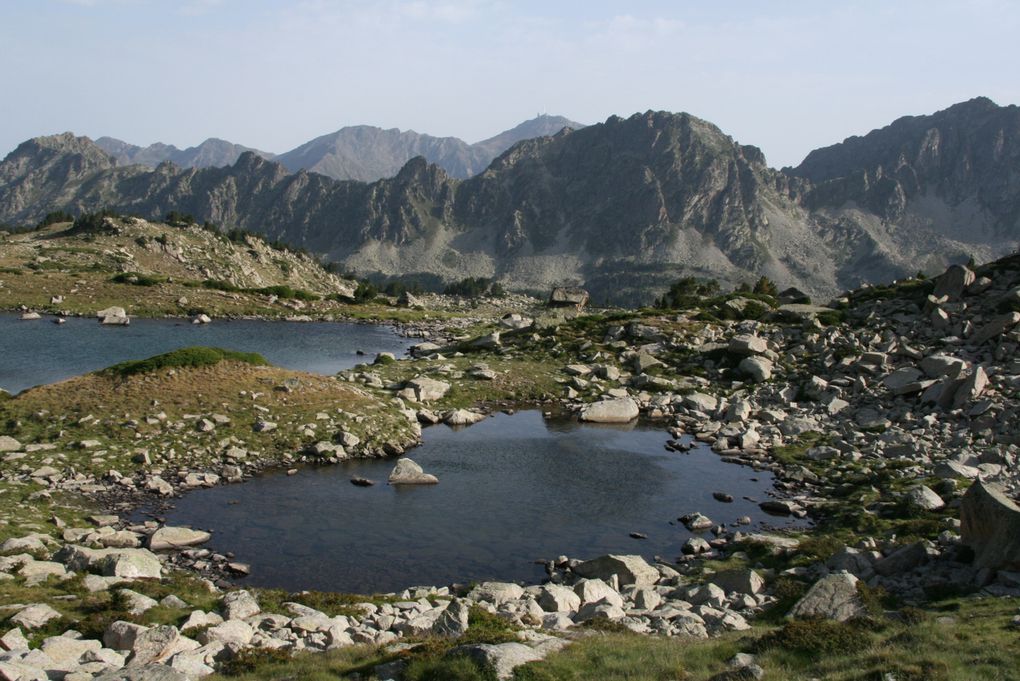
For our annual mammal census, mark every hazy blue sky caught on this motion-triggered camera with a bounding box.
[2,0,1017,167]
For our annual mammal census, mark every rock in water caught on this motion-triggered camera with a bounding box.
[579,398,639,423]
[961,481,1020,571]
[444,409,486,426]
[388,458,439,485]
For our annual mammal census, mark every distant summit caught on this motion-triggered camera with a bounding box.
[94,115,586,183]
[95,137,276,169]
[274,114,586,182]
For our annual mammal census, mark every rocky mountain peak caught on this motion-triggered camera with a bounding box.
[790,97,1020,240]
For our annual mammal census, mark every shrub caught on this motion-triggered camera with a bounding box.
[655,276,720,308]
[739,300,770,320]
[255,285,319,302]
[36,210,74,229]
[217,647,294,676]
[164,210,195,226]
[110,272,165,287]
[67,209,121,235]
[444,277,498,298]
[403,655,496,681]
[816,309,846,326]
[754,618,873,657]
[460,606,520,645]
[200,279,240,292]
[101,347,268,377]
[352,280,379,303]
[753,275,778,297]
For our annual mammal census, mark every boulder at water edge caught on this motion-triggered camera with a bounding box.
[579,398,639,423]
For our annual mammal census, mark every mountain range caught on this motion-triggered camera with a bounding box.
[1,97,1017,304]
[94,115,584,183]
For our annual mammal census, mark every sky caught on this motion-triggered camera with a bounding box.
[1,0,1018,168]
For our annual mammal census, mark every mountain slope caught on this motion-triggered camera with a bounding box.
[1,101,1017,304]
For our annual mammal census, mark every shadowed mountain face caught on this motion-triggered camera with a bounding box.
[2,101,1018,305]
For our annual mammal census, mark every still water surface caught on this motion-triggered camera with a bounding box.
[156,411,802,593]
[0,313,412,393]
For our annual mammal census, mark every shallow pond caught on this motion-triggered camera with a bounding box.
[0,314,412,393]
[155,411,803,593]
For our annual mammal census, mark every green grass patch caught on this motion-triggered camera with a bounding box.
[100,347,269,377]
